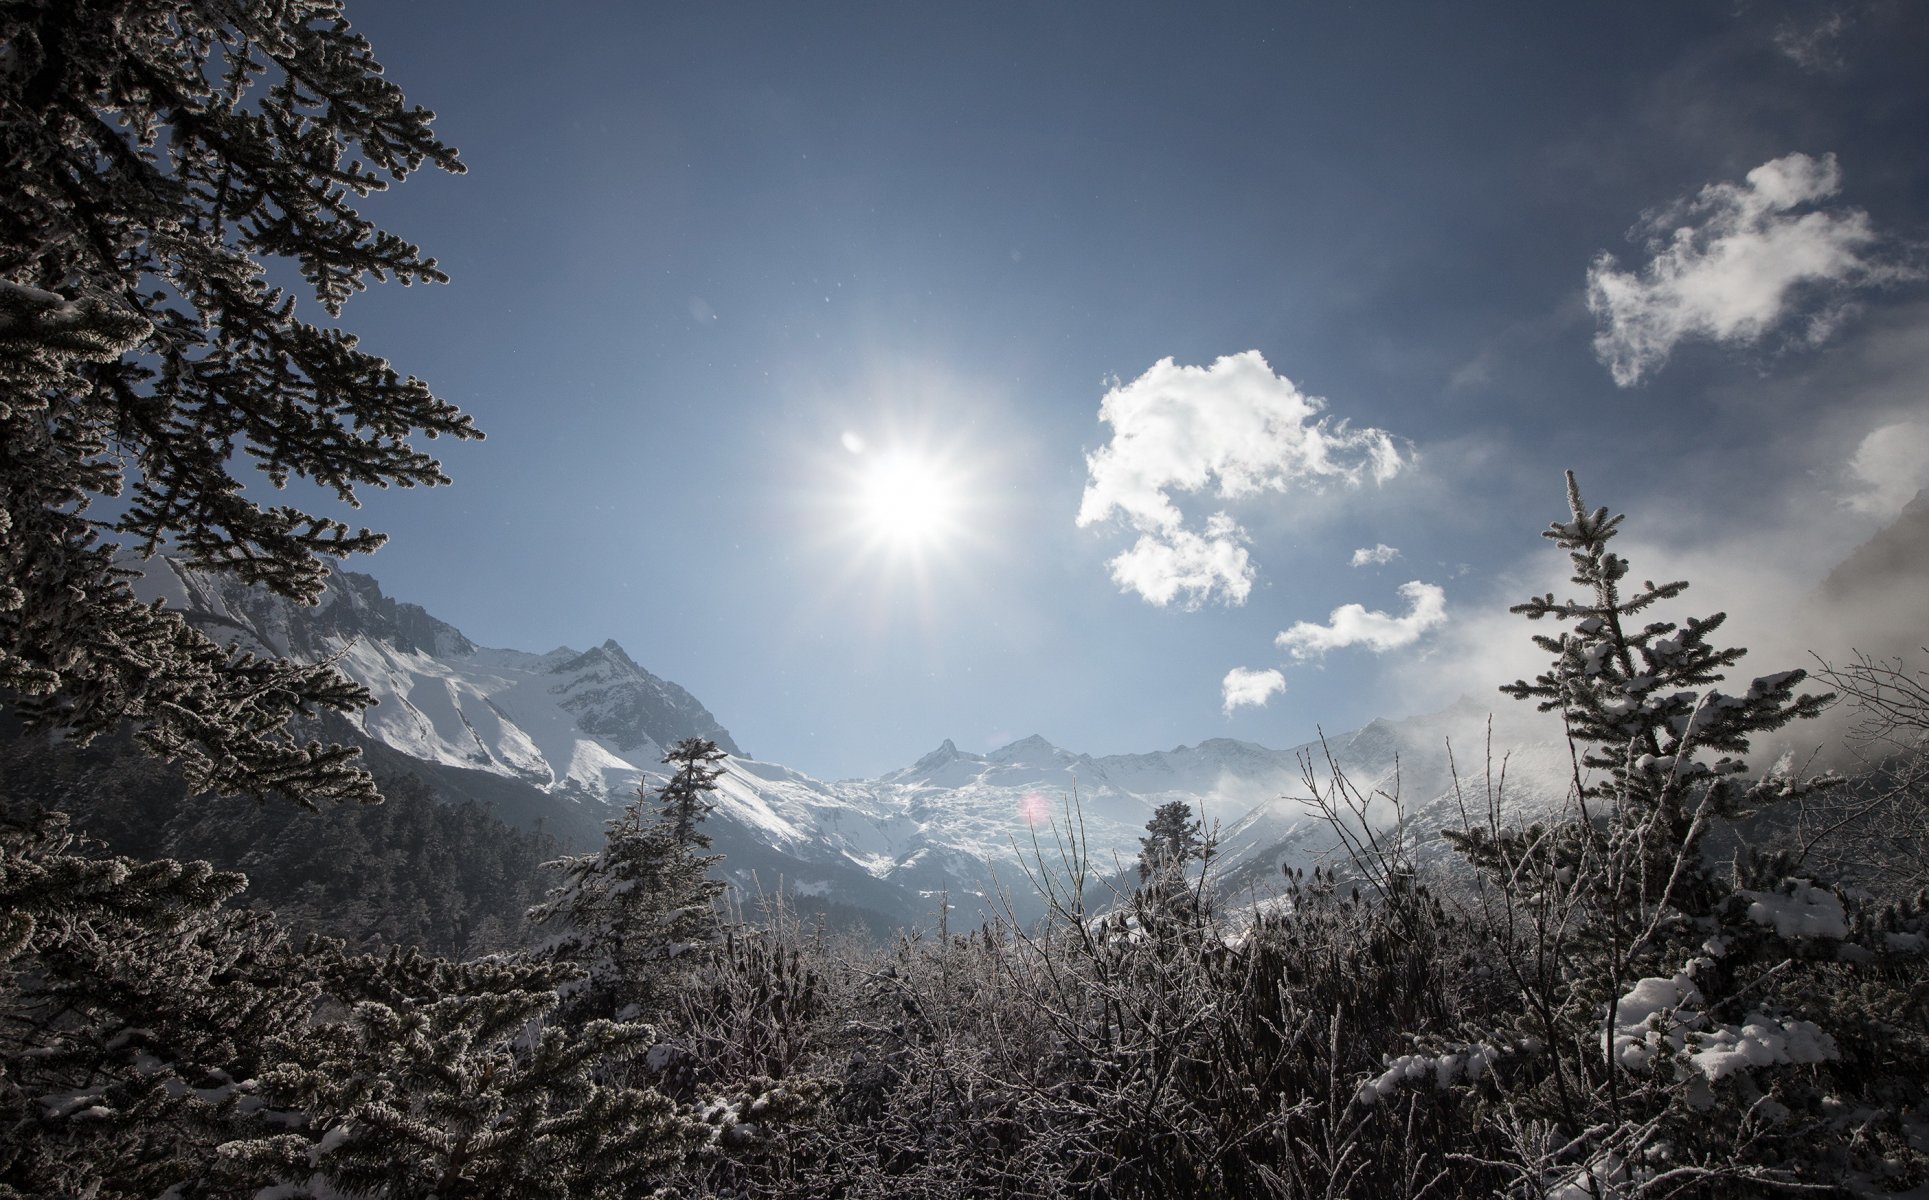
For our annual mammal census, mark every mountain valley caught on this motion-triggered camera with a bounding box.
[122,557,1584,929]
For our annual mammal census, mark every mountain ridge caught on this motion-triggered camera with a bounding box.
[127,554,1575,927]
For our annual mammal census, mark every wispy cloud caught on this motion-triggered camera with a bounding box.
[1350,543,1401,567]
[1276,581,1447,658]
[1773,10,1851,73]
[1586,153,1911,386]
[1221,666,1286,715]
[1078,351,1406,608]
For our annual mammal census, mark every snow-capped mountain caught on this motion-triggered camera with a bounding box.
[131,557,1575,927]
[139,558,738,800]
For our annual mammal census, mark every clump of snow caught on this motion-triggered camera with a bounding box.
[1741,880,1848,939]
[1545,1152,1636,1200]
[1689,1014,1836,1081]
[1607,972,1702,1071]
[644,1043,682,1072]
[39,1090,108,1120]
[1357,1042,1501,1105]
[1606,962,1838,1084]
[311,1121,354,1161]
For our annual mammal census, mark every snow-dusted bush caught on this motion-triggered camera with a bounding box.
[1804,651,1929,894]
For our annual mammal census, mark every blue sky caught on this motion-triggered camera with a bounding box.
[312,1,1929,779]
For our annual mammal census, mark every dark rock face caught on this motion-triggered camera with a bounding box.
[548,639,742,757]
[135,557,743,761]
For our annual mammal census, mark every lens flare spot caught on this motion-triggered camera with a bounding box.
[1018,790,1051,825]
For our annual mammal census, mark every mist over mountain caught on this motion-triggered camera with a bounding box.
[1813,488,1929,662]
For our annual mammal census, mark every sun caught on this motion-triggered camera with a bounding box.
[856,450,961,548]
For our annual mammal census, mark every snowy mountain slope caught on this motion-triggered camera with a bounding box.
[136,558,739,802]
[127,556,1580,925]
[675,705,1576,915]
[1808,487,1929,669]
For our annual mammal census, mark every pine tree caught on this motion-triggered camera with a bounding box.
[0,810,317,1198]
[530,739,731,1021]
[1408,474,1929,1195]
[660,735,729,849]
[0,809,718,1199]
[0,10,748,1196]
[211,943,707,1200]
[1,0,477,804]
[1136,798,1207,884]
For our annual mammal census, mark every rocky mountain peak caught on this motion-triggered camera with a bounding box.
[913,738,965,771]
[132,555,742,772]
[988,734,1062,764]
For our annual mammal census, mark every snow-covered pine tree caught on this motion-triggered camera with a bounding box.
[1,0,477,804]
[0,9,745,1195]
[0,810,317,1198]
[210,943,707,1199]
[1399,473,1929,1195]
[1128,797,1216,938]
[0,808,716,1198]
[529,738,731,1022]
[661,736,728,851]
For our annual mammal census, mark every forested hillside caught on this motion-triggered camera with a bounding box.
[0,719,556,958]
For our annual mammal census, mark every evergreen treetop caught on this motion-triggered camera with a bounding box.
[660,736,728,849]
[1136,798,1207,883]
[1500,471,1831,811]
[528,740,731,1021]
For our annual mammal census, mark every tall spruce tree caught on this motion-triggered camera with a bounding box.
[0,9,723,1196]
[660,736,729,851]
[1,0,476,804]
[530,738,731,1021]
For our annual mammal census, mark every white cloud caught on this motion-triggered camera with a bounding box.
[1106,514,1252,608]
[1586,153,1909,386]
[1078,351,1407,608]
[1221,666,1286,715]
[1846,419,1929,515]
[1276,581,1448,659]
[1351,543,1401,567]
